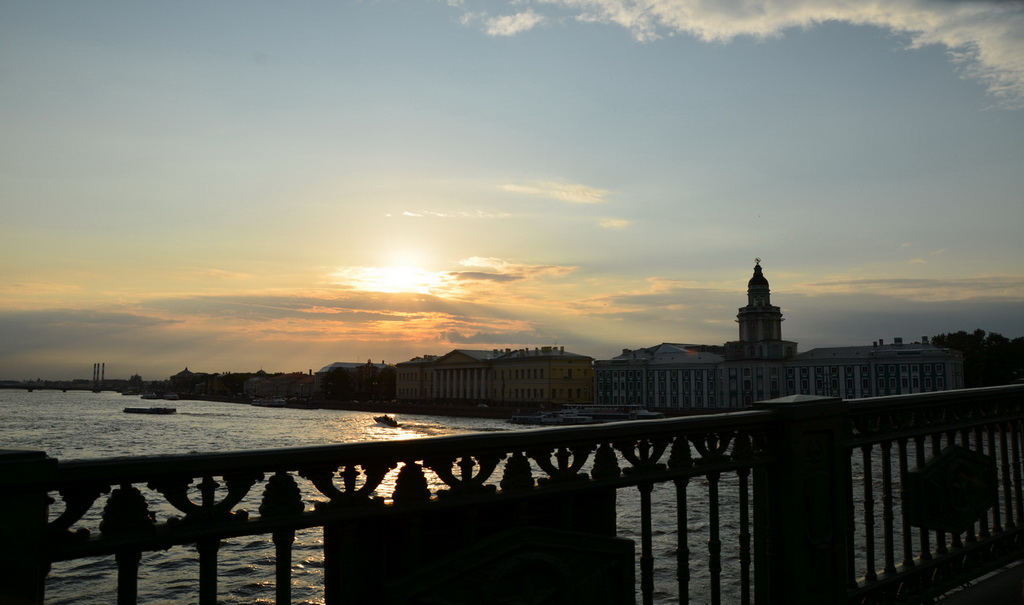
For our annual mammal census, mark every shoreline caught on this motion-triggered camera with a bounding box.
[184,395,717,419]
[186,395,518,419]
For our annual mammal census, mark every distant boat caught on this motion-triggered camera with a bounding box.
[374,414,400,427]
[251,397,287,407]
[508,410,601,426]
[124,407,177,414]
[508,405,665,426]
[163,392,179,401]
[140,392,159,400]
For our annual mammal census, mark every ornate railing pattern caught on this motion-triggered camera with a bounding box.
[3,384,1024,605]
[844,385,1024,604]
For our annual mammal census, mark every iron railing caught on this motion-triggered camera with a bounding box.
[3,384,1023,604]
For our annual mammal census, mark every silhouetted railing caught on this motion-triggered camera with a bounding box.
[3,384,1023,604]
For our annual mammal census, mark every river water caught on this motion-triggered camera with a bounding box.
[1,389,737,604]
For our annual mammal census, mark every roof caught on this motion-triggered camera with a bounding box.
[792,343,958,361]
[316,361,389,373]
[494,347,592,361]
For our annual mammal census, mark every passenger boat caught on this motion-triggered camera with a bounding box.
[251,397,287,407]
[508,405,665,426]
[374,414,400,427]
[507,410,601,426]
[565,405,665,422]
[123,407,177,414]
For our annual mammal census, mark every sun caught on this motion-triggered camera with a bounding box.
[339,266,446,294]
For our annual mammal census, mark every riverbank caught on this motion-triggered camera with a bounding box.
[185,395,518,419]
[184,395,725,419]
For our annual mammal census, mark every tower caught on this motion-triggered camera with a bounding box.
[736,258,783,344]
[724,259,796,361]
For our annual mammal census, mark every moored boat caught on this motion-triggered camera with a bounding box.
[508,410,601,426]
[251,397,287,407]
[124,407,177,414]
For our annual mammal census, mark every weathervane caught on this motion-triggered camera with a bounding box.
[755,257,761,265]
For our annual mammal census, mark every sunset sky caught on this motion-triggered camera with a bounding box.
[2,1,1023,381]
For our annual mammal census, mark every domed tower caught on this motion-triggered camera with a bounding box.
[737,259,783,343]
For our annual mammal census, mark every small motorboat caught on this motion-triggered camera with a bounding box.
[124,407,177,414]
[374,414,400,427]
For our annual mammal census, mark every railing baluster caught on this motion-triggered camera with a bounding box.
[931,433,948,556]
[272,530,294,605]
[975,426,992,539]
[880,441,896,575]
[897,437,915,567]
[197,538,219,605]
[1012,420,1024,525]
[675,477,691,604]
[668,435,694,604]
[945,429,965,550]
[1002,422,1016,530]
[738,466,752,605]
[115,550,140,605]
[639,481,655,605]
[861,444,877,581]
[913,435,932,559]
[708,472,722,605]
[989,423,1004,533]
[847,446,858,589]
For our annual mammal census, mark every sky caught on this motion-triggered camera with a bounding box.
[2,0,1023,381]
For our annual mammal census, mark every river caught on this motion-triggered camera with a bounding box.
[1,389,731,604]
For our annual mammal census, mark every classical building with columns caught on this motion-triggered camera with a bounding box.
[595,261,964,411]
[396,346,594,407]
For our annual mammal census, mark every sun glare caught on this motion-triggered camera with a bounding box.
[339,266,446,294]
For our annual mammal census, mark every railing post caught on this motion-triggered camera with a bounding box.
[0,450,57,605]
[754,396,850,605]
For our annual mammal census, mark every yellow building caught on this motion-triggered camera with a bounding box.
[395,346,594,408]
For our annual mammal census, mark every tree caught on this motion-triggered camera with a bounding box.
[321,367,353,401]
[932,330,1024,387]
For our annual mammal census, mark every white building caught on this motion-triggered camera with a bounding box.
[595,261,964,410]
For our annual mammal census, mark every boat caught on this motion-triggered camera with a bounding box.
[140,392,159,400]
[163,392,179,401]
[508,410,601,426]
[565,404,666,422]
[508,405,665,426]
[124,407,177,414]
[251,397,287,407]
[374,414,400,427]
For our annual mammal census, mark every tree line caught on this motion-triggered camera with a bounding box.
[931,330,1024,388]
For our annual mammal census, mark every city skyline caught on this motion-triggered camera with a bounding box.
[2,1,1023,380]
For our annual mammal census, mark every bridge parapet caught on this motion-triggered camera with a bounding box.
[2,384,1024,604]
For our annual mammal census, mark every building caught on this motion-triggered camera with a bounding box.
[246,371,315,400]
[595,261,964,411]
[786,337,964,398]
[395,346,594,407]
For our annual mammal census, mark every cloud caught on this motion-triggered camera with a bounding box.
[397,210,511,219]
[797,276,1024,302]
[452,272,524,283]
[439,329,546,344]
[462,0,1024,107]
[458,256,578,279]
[484,9,546,36]
[598,218,630,229]
[500,181,611,203]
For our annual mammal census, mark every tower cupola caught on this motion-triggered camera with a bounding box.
[747,258,771,308]
[736,258,784,344]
